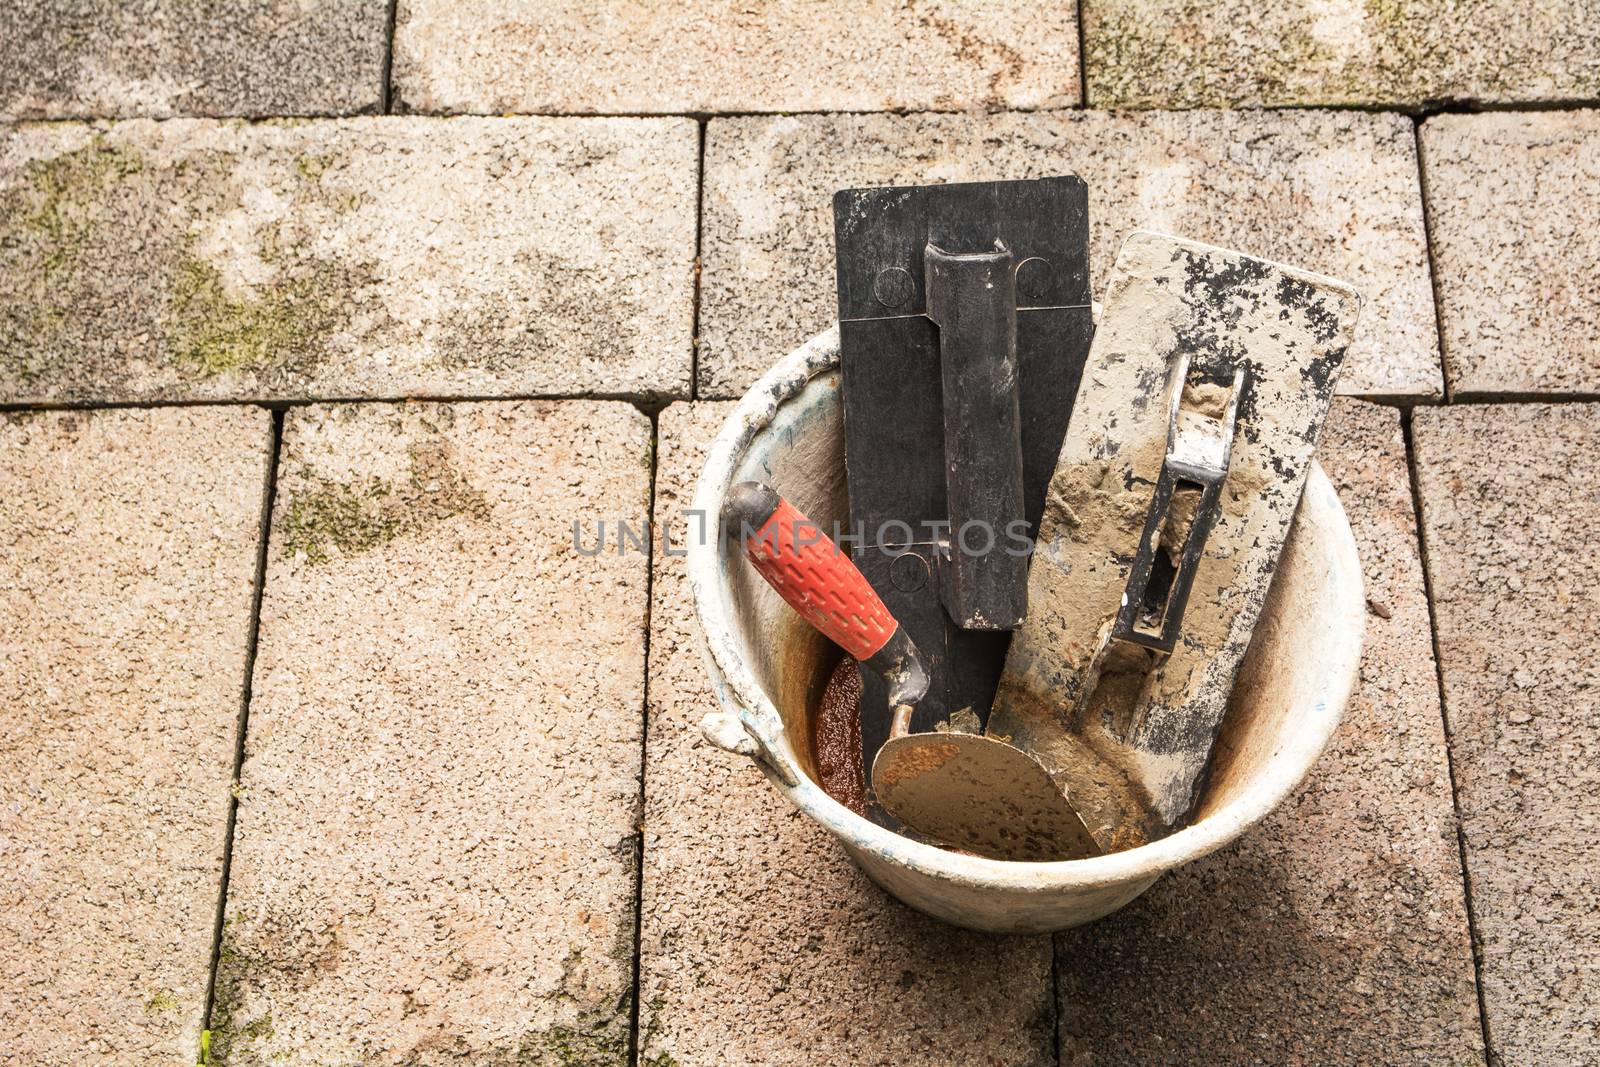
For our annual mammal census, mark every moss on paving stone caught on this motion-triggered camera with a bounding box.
[160,151,371,382]
[143,988,179,1014]
[1088,0,1544,108]
[278,440,491,564]
[162,253,341,379]
[208,929,265,1066]
[0,136,145,385]
[6,136,144,276]
[1,127,380,394]
[513,1002,632,1067]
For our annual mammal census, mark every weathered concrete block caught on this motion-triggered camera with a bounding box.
[0,117,697,403]
[1422,112,1600,397]
[1054,398,1483,1065]
[392,0,1080,115]
[0,0,387,119]
[216,400,651,1063]
[1081,0,1600,108]
[639,402,1055,1067]
[0,407,271,1064]
[699,110,1440,401]
[1414,403,1600,1067]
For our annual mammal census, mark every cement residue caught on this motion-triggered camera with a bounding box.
[1158,483,1204,572]
[1182,380,1231,418]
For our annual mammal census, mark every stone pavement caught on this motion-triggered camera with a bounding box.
[2,4,1597,1066]
[1,408,271,1063]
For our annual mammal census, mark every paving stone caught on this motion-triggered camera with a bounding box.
[1081,0,1600,109]
[0,117,697,404]
[1414,403,1600,1067]
[699,109,1440,402]
[392,1,1079,115]
[1422,112,1600,398]
[638,402,1054,1067]
[1055,399,1482,1066]
[215,401,650,1064]
[0,0,387,119]
[0,407,271,1064]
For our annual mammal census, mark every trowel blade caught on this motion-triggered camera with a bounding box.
[871,733,1101,862]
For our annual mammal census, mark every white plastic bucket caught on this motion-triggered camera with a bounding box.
[688,328,1365,933]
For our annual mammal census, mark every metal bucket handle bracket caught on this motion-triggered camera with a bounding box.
[689,328,845,789]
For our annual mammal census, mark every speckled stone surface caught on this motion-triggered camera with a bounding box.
[0,407,270,1064]
[698,109,1440,401]
[392,0,1079,115]
[0,117,697,404]
[216,401,650,1064]
[0,0,387,119]
[1414,404,1600,1067]
[1081,0,1600,108]
[1422,112,1600,398]
[637,402,1055,1067]
[1055,399,1483,1066]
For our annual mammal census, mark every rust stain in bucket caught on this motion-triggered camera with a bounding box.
[812,655,866,815]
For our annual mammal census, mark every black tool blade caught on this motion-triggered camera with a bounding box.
[833,176,1094,804]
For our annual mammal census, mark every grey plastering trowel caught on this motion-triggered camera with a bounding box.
[988,231,1361,854]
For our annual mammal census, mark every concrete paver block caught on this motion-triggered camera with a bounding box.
[1055,399,1483,1065]
[1414,403,1600,1067]
[699,110,1440,401]
[639,402,1054,1067]
[216,400,651,1064]
[1422,112,1600,397]
[392,1,1080,115]
[0,407,271,1064]
[0,0,387,119]
[0,117,697,404]
[1081,0,1600,109]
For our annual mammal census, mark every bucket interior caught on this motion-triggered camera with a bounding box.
[720,367,1347,850]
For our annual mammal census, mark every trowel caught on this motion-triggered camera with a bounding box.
[722,481,1098,861]
[987,231,1361,854]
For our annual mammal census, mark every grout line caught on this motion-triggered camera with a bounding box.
[380,0,399,114]
[9,97,1600,129]
[1400,408,1496,1066]
[1075,0,1090,108]
[690,119,708,401]
[0,390,687,414]
[199,407,285,1053]
[11,389,1591,419]
[1411,116,1455,403]
[1448,389,1600,405]
[1050,936,1063,1066]
[305,95,1600,121]
[1348,391,1600,411]
[625,406,661,1066]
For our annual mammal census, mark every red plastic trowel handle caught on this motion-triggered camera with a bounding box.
[722,481,894,660]
[723,481,930,740]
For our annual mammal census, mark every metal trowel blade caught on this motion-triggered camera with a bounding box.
[871,733,1101,862]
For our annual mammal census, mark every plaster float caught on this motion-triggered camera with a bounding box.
[988,231,1362,855]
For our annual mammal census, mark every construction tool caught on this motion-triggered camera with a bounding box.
[833,176,1094,801]
[871,724,1101,862]
[722,481,1097,861]
[988,231,1361,854]
[721,481,926,721]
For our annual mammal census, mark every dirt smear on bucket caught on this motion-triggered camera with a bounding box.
[812,655,866,816]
